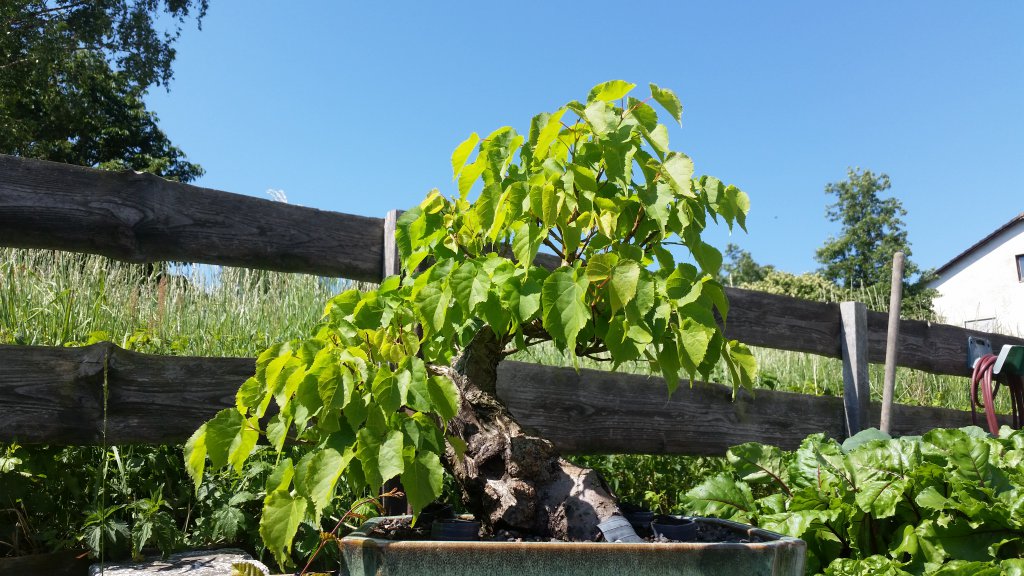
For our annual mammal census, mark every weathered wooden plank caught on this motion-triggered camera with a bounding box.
[0,155,386,282]
[497,362,1014,455]
[840,302,870,436]
[0,344,1010,451]
[723,287,842,357]
[102,346,254,444]
[865,312,1024,377]
[0,344,107,444]
[724,286,1024,376]
[0,343,252,444]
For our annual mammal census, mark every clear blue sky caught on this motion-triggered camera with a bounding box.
[147,1,1023,277]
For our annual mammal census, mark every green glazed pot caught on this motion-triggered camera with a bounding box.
[337,516,805,576]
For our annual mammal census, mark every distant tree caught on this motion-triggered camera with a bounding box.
[815,168,918,288]
[0,1,207,182]
[720,243,774,286]
[814,168,935,319]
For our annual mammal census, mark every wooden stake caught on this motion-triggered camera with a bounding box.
[880,252,905,434]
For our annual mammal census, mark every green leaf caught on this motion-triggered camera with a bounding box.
[503,271,543,323]
[265,458,294,493]
[541,267,590,353]
[401,451,444,515]
[371,367,403,414]
[451,132,480,180]
[231,563,266,576]
[647,124,670,158]
[587,80,636,103]
[378,429,406,482]
[657,335,682,394]
[693,242,723,276]
[533,108,567,162]
[414,283,452,333]
[266,412,292,452]
[427,376,460,421]
[847,442,911,518]
[585,252,618,282]
[678,320,713,372]
[204,408,258,474]
[458,154,486,199]
[260,490,307,569]
[314,349,350,412]
[450,260,491,311]
[650,83,683,126]
[184,424,207,489]
[728,341,757,390]
[924,428,1002,489]
[582,100,618,135]
[604,316,646,364]
[661,152,695,197]
[727,443,792,494]
[685,474,756,523]
[356,428,384,492]
[512,222,545,266]
[402,358,432,413]
[608,259,640,312]
[294,448,347,522]
[235,376,266,415]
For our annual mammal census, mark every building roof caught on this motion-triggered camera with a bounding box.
[933,212,1024,277]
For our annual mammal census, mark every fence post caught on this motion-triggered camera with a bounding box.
[381,208,409,515]
[840,301,870,436]
[383,209,401,279]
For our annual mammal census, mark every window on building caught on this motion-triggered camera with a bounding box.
[1018,254,1024,282]
[966,318,997,332]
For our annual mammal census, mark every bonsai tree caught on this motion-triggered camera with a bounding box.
[185,81,755,567]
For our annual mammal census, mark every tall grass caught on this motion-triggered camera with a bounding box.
[0,248,356,354]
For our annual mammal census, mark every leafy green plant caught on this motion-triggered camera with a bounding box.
[186,80,754,568]
[686,427,1024,575]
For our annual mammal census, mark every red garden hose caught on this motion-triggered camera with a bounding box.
[970,353,1024,434]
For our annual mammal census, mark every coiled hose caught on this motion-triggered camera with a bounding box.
[970,353,1024,434]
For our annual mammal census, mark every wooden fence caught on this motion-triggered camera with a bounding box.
[2,153,1023,455]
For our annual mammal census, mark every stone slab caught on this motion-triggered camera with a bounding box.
[89,548,269,575]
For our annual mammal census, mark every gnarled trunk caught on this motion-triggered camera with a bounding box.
[434,328,621,541]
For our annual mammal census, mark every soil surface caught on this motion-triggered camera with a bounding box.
[365,516,767,544]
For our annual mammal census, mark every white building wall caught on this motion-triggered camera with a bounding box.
[930,222,1024,336]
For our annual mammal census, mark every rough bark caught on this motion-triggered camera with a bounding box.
[436,328,621,541]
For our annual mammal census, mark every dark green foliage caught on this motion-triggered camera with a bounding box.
[686,428,1024,575]
[0,1,206,181]
[578,454,729,514]
[0,442,348,569]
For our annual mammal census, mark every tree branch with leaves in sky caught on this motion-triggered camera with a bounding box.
[0,0,207,182]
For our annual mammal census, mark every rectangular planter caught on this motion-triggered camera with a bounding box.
[338,516,805,576]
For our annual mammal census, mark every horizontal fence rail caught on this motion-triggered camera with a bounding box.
[0,155,385,282]
[3,153,1024,451]
[0,343,1009,452]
